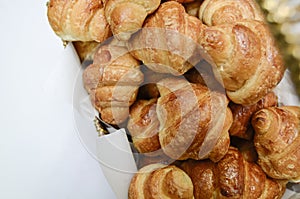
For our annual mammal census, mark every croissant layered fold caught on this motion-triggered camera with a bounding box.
[128,163,194,199]
[252,106,300,181]
[229,92,278,140]
[127,77,232,162]
[198,20,285,105]
[47,0,112,42]
[156,78,232,162]
[127,98,161,155]
[83,43,144,124]
[198,0,265,25]
[197,0,285,105]
[180,147,286,199]
[128,1,204,76]
[104,0,161,40]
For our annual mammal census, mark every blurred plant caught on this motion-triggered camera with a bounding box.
[257,0,300,95]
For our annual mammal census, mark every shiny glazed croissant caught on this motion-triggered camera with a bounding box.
[127,98,161,155]
[83,43,144,124]
[128,1,204,76]
[180,147,286,199]
[156,77,232,162]
[128,163,194,199]
[198,0,265,26]
[104,0,160,41]
[252,106,300,181]
[47,0,111,42]
[198,19,285,105]
[229,92,278,140]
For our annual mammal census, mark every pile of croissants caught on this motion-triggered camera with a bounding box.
[47,0,300,198]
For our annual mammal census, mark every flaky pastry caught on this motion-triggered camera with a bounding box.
[180,147,286,199]
[83,43,144,124]
[229,92,278,140]
[127,98,161,155]
[104,0,160,40]
[252,106,300,181]
[156,77,232,162]
[129,163,194,199]
[128,1,204,76]
[47,0,111,42]
[198,20,285,105]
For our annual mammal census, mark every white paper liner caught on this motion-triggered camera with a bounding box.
[96,129,137,199]
[67,41,300,199]
[283,189,300,199]
[274,70,300,107]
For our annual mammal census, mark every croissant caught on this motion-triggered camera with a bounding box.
[127,98,161,155]
[47,0,111,42]
[83,43,144,124]
[156,77,232,162]
[103,0,160,41]
[198,19,285,105]
[229,92,278,140]
[198,0,265,26]
[252,106,300,181]
[128,163,194,199]
[180,147,286,199]
[128,1,204,76]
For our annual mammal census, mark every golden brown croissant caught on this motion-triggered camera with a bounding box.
[127,98,161,155]
[180,147,286,199]
[128,163,194,199]
[198,0,265,26]
[252,106,300,181]
[128,1,204,76]
[229,92,278,140]
[103,0,160,41]
[47,0,111,42]
[83,43,144,124]
[156,77,232,162]
[198,20,285,105]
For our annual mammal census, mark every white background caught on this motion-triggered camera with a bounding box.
[0,1,116,198]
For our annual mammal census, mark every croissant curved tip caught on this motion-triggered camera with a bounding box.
[164,166,194,198]
[252,110,271,135]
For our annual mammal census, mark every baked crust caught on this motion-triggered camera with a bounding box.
[252,106,300,181]
[47,0,111,42]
